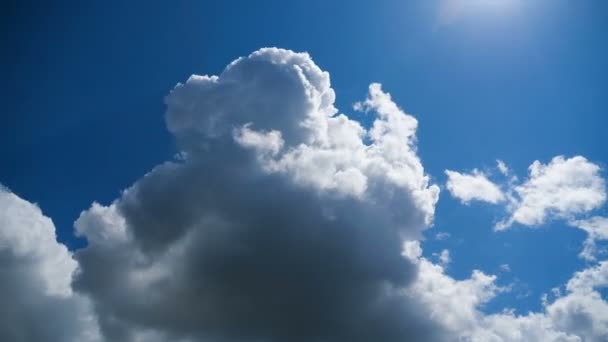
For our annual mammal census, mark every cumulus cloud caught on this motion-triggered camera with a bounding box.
[448,156,605,230]
[495,156,607,260]
[405,242,501,337]
[0,187,100,342]
[442,155,608,339]
[69,48,608,342]
[406,241,608,341]
[72,48,444,342]
[445,169,505,204]
[501,156,606,229]
[545,261,608,341]
[569,217,608,261]
[4,47,606,342]
[432,249,451,267]
[448,156,607,260]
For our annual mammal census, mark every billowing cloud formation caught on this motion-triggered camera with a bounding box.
[0,187,100,342]
[447,156,605,229]
[4,47,607,342]
[505,156,606,228]
[447,156,605,227]
[73,48,444,342]
[446,156,607,260]
[405,241,608,341]
[445,169,505,204]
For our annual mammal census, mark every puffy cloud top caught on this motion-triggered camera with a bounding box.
[446,156,608,261]
[0,187,100,342]
[447,156,605,229]
[165,48,439,221]
[507,156,605,227]
[73,48,443,342]
[0,188,76,296]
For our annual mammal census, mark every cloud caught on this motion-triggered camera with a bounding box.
[73,48,444,342]
[432,249,451,267]
[569,217,608,261]
[405,243,501,337]
[72,48,608,342]
[448,156,607,259]
[447,156,605,229]
[501,156,606,229]
[545,261,608,341]
[0,187,100,342]
[445,169,505,204]
[566,260,608,293]
[3,47,606,342]
[497,160,510,176]
[406,241,608,341]
[435,231,451,240]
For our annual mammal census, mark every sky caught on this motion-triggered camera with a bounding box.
[1,1,608,341]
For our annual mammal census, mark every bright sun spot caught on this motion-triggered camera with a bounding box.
[438,0,520,24]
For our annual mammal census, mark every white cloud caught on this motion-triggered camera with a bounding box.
[546,261,608,341]
[0,188,75,297]
[432,249,451,266]
[73,48,444,341]
[233,123,284,156]
[449,156,605,231]
[569,217,608,261]
[406,242,608,341]
[407,248,500,336]
[566,261,608,293]
[0,187,100,342]
[500,264,511,273]
[473,262,608,342]
[435,231,451,240]
[496,160,509,175]
[499,156,606,229]
[449,156,607,260]
[445,169,505,204]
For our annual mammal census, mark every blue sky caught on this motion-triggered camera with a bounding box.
[2,1,608,340]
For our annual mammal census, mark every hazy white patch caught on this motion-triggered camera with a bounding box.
[437,0,523,25]
[497,159,509,176]
[439,249,451,266]
[551,287,563,298]
[435,231,451,240]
